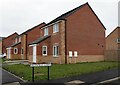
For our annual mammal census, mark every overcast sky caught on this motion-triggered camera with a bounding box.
[0,0,119,37]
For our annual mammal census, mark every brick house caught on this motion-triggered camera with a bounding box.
[2,32,18,59]
[28,3,106,64]
[105,26,120,61]
[0,37,4,54]
[6,22,46,59]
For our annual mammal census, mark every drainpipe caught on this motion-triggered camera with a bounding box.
[64,19,67,64]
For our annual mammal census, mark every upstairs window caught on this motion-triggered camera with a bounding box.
[42,46,47,56]
[15,38,17,43]
[44,28,48,36]
[53,23,59,33]
[117,39,120,43]
[53,45,59,57]
[19,37,21,42]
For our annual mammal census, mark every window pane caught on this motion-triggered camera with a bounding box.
[42,46,47,56]
[44,28,48,36]
[43,51,46,54]
[56,46,59,55]
[53,46,59,56]
[53,23,59,33]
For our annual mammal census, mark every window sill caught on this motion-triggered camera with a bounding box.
[53,56,59,58]
[42,55,47,57]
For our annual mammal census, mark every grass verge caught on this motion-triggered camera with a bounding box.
[3,61,119,81]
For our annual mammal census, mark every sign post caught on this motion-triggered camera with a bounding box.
[32,67,34,82]
[48,66,49,80]
[30,63,51,82]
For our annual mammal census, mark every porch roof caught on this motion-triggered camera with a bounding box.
[11,42,21,47]
[29,35,51,45]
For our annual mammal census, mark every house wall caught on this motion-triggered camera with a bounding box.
[106,28,118,50]
[2,33,18,54]
[28,21,66,64]
[65,4,105,63]
[10,44,21,59]
[105,50,119,61]
[105,27,120,61]
[21,23,45,60]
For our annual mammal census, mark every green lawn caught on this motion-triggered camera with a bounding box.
[3,61,119,81]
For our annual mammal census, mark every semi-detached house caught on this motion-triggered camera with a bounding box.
[6,22,45,59]
[28,3,106,64]
[2,32,18,58]
[105,26,120,61]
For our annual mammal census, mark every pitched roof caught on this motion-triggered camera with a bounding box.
[43,2,106,30]
[11,42,21,47]
[29,35,51,45]
[44,3,88,26]
[106,26,120,38]
[0,37,5,41]
[2,32,18,40]
[20,22,46,36]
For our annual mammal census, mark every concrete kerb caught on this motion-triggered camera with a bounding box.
[2,82,20,85]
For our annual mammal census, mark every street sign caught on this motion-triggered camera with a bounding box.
[30,63,52,82]
[30,63,51,67]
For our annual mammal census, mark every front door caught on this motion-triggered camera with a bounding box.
[7,48,11,59]
[33,45,36,63]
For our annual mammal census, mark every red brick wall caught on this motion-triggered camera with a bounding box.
[2,33,18,54]
[21,23,45,59]
[10,43,21,59]
[66,4,105,55]
[105,27,120,61]
[106,28,118,50]
[37,37,51,55]
[28,21,66,63]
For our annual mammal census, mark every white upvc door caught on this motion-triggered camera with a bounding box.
[33,45,37,63]
[7,48,11,59]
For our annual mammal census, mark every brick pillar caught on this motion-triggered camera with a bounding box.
[60,20,66,64]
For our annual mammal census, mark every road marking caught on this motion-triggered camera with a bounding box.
[92,77,120,85]
[66,80,85,84]
[99,77,120,83]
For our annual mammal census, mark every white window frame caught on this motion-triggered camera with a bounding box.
[53,23,59,33]
[53,45,59,57]
[14,48,18,54]
[15,38,17,43]
[74,51,78,57]
[117,39,120,43]
[19,37,21,42]
[42,46,47,56]
[44,28,48,36]
[69,51,72,57]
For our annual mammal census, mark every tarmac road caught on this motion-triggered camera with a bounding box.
[2,69,24,84]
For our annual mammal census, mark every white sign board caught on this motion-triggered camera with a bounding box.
[30,63,51,67]
[69,51,72,57]
[74,51,78,57]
